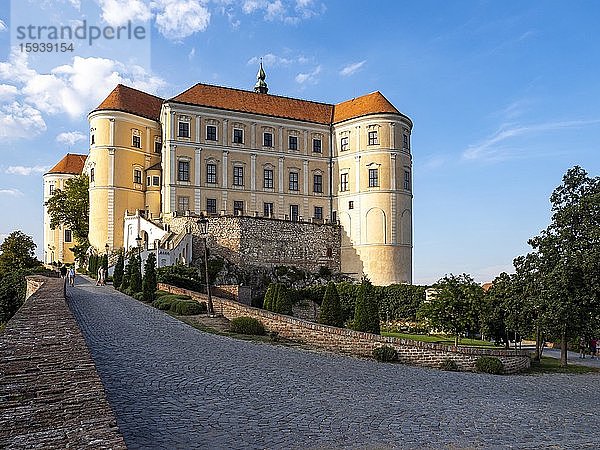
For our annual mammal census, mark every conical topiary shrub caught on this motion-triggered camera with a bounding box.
[353,277,380,334]
[319,281,344,327]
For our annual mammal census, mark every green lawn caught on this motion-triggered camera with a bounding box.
[526,356,600,374]
[381,331,499,348]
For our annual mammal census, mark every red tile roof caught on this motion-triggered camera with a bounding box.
[170,83,334,124]
[92,84,163,121]
[333,91,401,123]
[93,83,408,126]
[46,154,87,175]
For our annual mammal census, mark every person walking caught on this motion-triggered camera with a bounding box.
[60,265,67,278]
[579,336,587,359]
[68,266,75,287]
[96,266,103,286]
[590,338,597,359]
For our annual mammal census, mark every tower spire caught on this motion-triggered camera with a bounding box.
[254,59,269,94]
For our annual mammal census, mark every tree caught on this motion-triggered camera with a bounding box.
[319,282,344,327]
[263,283,276,311]
[527,166,600,366]
[120,256,132,292]
[0,271,27,323]
[274,284,293,315]
[113,250,124,289]
[418,273,483,346]
[0,231,39,275]
[354,277,380,334]
[45,174,89,264]
[142,253,157,302]
[128,255,142,293]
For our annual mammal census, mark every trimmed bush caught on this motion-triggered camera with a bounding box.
[230,316,266,335]
[354,277,380,334]
[274,284,293,315]
[142,252,157,303]
[440,358,459,371]
[475,356,504,375]
[113,250,124,289]
[319,282,344,327]
[263,283,276,311]
[155,290,170,297]
[132,292,144,302]
[373,345,398,362]
[172,300,205,315]
[157,265,204,292]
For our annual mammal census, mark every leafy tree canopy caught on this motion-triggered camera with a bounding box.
[0,231,39,276]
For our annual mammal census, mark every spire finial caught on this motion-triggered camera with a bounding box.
[254,59,268,94]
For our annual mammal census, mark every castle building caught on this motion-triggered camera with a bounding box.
[42,153,87,265]
[58,65,413,285]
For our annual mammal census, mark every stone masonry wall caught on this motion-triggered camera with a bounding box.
[169,215,341,273]
[159,284,531,374]
[0,276,126,449]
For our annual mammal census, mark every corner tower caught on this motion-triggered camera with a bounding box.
[332,92,413,285]
[86,84,163,251]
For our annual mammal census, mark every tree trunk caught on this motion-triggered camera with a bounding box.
[534,325,541,362]
[560,329,568,367]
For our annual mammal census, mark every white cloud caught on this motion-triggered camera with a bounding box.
[0,84,18,101]
[247,53,296,66]
[241,0,323,23]
[0,188,24,197]
[265,0,285,20]
[295,65,321,84]
[242,0,262,14]
[188,47,196,60]
[340,60,366,77]
[56,131,87,146]
[154,0,211,40]
[99,0,152,27]
[0,19,6,32]
[0,101,46,141]
[5,165,48,176]
[463,119,600,162]
[0,50,166,119]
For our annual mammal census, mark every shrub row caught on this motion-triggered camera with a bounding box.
[151,293,207,315]
[229,316,266,335]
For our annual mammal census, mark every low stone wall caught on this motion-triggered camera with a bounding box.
[0,277,126,448]
[159,284,531,374]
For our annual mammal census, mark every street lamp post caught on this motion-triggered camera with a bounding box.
[197,217,214,316]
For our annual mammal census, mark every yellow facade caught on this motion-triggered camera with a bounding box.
[43,173,78,265]
[87,111,161,251]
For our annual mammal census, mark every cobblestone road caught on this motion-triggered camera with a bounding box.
[68,277,600,449]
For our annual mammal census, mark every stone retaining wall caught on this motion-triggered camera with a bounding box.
[159,284,531,374]
[169,215,341,273]
[0,277,126,448]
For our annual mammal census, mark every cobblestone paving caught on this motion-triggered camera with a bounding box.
[68,277,600,449]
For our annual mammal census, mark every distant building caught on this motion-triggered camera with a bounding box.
[46,65,414,285]
[42,153,87,265]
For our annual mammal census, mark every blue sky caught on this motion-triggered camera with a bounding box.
[1,0,600,285]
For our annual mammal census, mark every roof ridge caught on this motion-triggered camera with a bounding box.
[169,82,335,108]
[113,83,164,101]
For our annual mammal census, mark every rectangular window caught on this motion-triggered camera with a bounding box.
[403,134,409,148]
[152,176,160,186]
[289,172,299,191]
[90,169,94,183]
[134,169,142,184]
[314,206,323,220]
[91,134,95,145]
[206,163,217,184]
[349,200,354,210]
[49,184,55,195]
[313,138,322,153]
[263,132,273,147]
[340,173,349,192]
[289,135,298,150]
[206,198,217,214]
[206,125,217,141]
[368,168,379,187]
[368,130,379,145]
[340,136,349,151]
[233,128,243,144]
[64,229,72,243]
[177,196,189,212]
[178,121,190,138]
[313,174,323,193]
[234,200,244,215]
[178,160,190,182]
[147,176,151,186]
[154,140,161,153]
[404,170,411,191]
[132,134,141,148]
[264,168,274,189]
[233,166,244,186]
[264,202,274,217]
[290,204,299,221]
